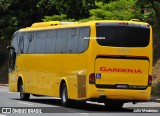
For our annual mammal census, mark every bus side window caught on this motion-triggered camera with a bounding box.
[66,28,79,53]
[36,31,46,53]
[18,33,24,54]
[56,29,68,53]
[23,33,29,54]
[45,30,56,53]
[11,32,19,54]
[78,27,90,52]
[27,32,36,53]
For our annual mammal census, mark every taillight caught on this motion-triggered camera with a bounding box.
[148,75,152,86]
[89,73,95,84]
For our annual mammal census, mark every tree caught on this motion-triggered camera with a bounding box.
[96,0,115,3]
[42,14,75,22]
[51,0,95,20]
[0,0,58,40]
[89,0,137,20]
[136,0,160,49]
[136,0,160,25]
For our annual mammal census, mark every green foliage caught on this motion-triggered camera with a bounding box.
[1,0,160,39]
[42,14,75,22]
[78,18,93,22]
[0,0,58,40]
[0,0,95,40]
[51,0,95,20]
[135,0,155,23]
[96,0,116,3]
[152,79,160,96]
[90,0,137,20]
[135,0,160,53]
[136,0,160,24]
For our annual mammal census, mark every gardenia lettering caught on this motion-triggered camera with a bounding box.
[100,67,142,73]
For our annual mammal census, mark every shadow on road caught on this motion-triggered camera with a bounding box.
[12,97,133,112]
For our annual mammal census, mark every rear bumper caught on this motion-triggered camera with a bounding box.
[87,85,151,101]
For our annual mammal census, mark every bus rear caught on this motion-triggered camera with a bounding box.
[88,21,152,107]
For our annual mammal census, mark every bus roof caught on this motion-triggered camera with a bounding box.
[19,20,150,32]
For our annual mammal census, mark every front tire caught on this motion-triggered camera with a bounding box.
[19,81,30,100]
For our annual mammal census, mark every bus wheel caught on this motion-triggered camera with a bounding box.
[60,83,70,107]
[104,100,124,109]
[19,81,30,100]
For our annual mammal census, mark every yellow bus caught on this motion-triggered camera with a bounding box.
[8,20,152,108]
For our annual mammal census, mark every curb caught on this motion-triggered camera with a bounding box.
[154,99,160,103]
[151,96,160,103]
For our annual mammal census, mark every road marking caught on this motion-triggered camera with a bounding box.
[18,101,33,106]
[80,113,89,115]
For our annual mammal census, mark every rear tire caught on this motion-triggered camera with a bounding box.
[19,81,30,100]
[60,83,70,107]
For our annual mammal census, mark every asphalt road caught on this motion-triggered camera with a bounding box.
[0,86,160,116]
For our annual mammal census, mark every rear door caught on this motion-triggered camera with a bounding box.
[95,58,149,88]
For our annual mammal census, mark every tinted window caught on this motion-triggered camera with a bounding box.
[12,32,19,53]
[23,33,29,53]
[18,33,24,54]
[56,29,68,53]
[45,30,56,53]
[66,28,79,53]
[78,27,90,52]
[96,24,150,47]
[36,31,46,53]
[27,32,36,53]
[17,26,90,54]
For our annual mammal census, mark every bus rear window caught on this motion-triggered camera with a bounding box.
[96,23,150,47]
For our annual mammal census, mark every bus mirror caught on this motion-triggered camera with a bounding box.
[13,51,16,58]
[7,46,15,50]
[7,46,10,50]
